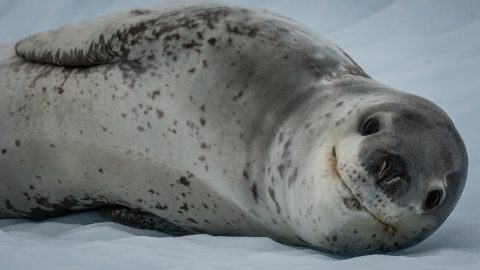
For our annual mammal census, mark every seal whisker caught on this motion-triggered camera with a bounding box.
[333,150,398,233]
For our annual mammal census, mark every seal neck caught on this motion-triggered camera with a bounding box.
[245,79,349,242]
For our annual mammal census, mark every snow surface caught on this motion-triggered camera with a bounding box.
[0,0,479,269]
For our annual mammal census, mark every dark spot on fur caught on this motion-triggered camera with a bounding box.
[15,140,21,147]
[156,109,164,119]
[232,90,244,101]
[251,184,259,202]
[207,37,216,46]
[1,149,6,154]
[151,90,160,100]
[199,118,206,126]
[57,87,64,94]
[147,54,155,61]
[277,165,285,178]
[180,203,189,211]
[137,126,145,132]
[182,40,201,49]
[226,22,258,37]
[268,187,281,214]
[188,68,196,73]
[164,33,180,41]
[243,169,249,180]
[177,176,191,187]
[187,218,198,224]
[98,168,104,174]
[21,192,31,201]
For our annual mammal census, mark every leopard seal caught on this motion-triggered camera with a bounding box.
[0,3,468,256]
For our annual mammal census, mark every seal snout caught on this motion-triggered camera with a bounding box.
[332,146,399,233]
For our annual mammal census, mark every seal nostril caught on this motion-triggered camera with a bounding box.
[378,160,390,180]
[373,158,409,198]
[378,160,400,184]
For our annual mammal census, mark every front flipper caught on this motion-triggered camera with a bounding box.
[15,8,170,66]
[100,206,194,236]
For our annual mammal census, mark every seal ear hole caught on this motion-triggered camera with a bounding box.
[360,117,380,136]
[424,189,443,211]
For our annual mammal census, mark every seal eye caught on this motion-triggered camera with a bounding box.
[361,118,380,136]
[424,190,443,210]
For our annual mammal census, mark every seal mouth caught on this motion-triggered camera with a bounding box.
[331,146,397,234]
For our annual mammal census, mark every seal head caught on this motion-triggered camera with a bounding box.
[280,78,468,256]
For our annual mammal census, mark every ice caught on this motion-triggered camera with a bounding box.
[1,0,479,269]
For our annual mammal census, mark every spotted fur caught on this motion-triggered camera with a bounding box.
[0,3,467,256]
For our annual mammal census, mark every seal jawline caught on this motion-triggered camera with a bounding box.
[332,146,397,234]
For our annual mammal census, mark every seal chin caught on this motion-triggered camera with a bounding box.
[331,146,397,233]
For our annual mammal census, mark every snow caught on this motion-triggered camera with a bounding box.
[1,0,479,269]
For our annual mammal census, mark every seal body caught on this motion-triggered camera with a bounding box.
[0,4,468,256]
